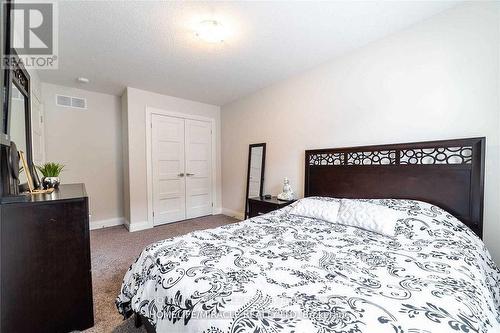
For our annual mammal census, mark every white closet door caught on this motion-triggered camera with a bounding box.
[185,119,212,219]
[152,114,186,225]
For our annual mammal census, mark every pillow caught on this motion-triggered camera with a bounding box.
[337,199,402,237]
[289,197,340,223]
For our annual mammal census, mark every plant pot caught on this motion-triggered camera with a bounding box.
[42,177,60,189]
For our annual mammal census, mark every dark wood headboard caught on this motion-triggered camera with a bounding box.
[304,138,485,238]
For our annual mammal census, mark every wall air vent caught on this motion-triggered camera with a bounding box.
[56,94,87,109]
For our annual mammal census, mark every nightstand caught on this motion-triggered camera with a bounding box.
[247,196,296,218]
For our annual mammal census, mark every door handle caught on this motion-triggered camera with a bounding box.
[186,173,194,176]
[178,173,185,177]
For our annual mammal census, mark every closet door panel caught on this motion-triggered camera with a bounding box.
[152,115,186,225]
[185,119,212,218]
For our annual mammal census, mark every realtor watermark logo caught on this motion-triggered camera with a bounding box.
[3,1,58,69]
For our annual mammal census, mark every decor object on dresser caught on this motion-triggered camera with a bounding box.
[6,142,20,192]
[19,151,53,194]
[244,143,266,218]
[247,195,295,218]
[0,183,94,333]
[277,177,295,201]
[36,162,65,189]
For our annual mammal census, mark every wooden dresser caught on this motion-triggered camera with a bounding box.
[0,183,94,332]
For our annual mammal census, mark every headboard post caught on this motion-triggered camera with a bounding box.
[305,137,485,238]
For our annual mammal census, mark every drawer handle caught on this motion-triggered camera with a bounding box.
[48,218,57,223]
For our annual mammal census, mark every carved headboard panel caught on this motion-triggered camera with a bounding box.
[304,138,485,238]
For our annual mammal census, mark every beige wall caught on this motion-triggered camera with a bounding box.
[122,87,221,230]
[41,83,124,226]
[221,3,500,261]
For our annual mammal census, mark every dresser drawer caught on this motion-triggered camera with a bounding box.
[249,201,276,217]
[247,197,296,218]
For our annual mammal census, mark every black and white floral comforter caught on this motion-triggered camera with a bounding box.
[116,199,500,333]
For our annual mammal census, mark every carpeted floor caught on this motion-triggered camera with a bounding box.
[83,214,238,333]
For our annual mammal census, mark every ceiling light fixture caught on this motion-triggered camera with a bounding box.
[195,20,226,43]
[77,77,90,84]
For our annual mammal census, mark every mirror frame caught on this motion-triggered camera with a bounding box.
[244,143,266,219]
[1,0,12,147]
[6,49,37,189]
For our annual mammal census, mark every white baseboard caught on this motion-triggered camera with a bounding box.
[90,217,125,230]
[91,209,238,231]
[222,208,244,220]
[124,219,153,232]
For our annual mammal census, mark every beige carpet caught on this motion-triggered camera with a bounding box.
[83,214,238,333]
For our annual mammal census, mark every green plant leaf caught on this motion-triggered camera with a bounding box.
[36,162,65,177]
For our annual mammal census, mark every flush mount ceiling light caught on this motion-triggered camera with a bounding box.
[195,20,226,43]
[76,77,90,84]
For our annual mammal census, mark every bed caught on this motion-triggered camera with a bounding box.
[116,137,500,333]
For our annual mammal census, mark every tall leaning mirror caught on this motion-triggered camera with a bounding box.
[244,143,266,219]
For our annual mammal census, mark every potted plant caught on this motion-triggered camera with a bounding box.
[36,162,65,189]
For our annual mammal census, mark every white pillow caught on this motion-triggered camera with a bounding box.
[337,199,402,237]
[289,197,340,223]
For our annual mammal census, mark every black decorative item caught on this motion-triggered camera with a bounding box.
[31,162,41,188]
[0,141,29,202]
[42,177,60,189]
[9,141,18,181]
[6,141,19,194]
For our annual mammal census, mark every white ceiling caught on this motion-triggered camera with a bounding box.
[38,1,459,106]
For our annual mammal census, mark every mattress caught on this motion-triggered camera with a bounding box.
[116,199,500,333]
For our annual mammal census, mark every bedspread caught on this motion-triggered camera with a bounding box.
[116,199,500,333]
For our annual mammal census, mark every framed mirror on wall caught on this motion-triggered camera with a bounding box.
[2,49,39,196]
[0,0,11,197]
[7,52,36,192]
[244,143,266,219]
